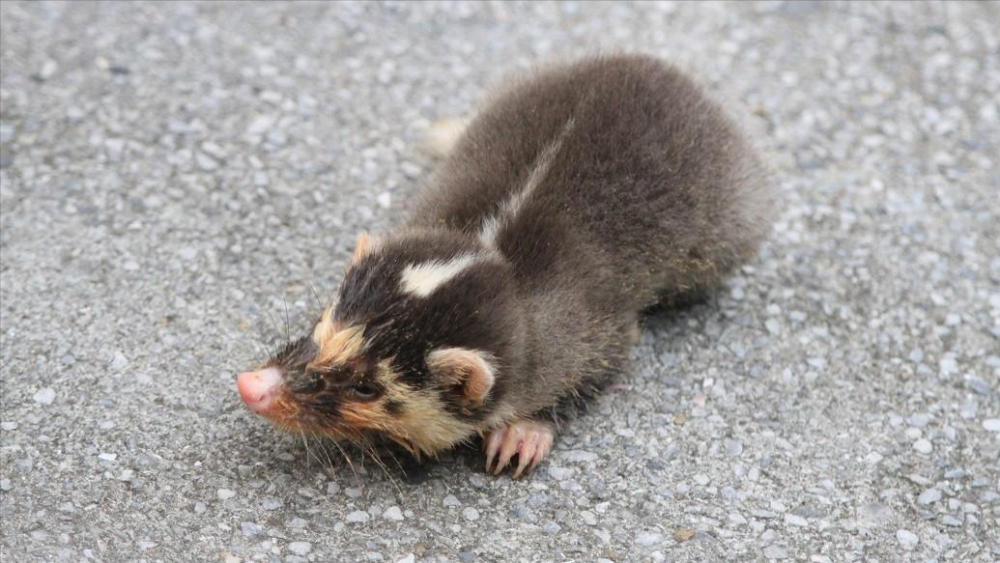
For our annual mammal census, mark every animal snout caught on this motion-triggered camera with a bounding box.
[237,367,283,416]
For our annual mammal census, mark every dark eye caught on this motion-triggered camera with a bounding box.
[351,383,379,400]
[293,371,324,394]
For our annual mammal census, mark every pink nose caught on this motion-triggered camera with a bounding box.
[237,367,283,416]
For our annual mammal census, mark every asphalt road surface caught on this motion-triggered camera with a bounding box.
[1,2,998,562]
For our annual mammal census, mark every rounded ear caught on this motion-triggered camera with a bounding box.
[426,347,496,404]
[351,232,377,264]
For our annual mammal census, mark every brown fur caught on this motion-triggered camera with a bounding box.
[245,55,773,461]
[405,54,773,425]
[350,232,376,264]
[311,320,365,368]
[426,347,496,404]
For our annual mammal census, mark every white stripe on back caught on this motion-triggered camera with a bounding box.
[479,116,577,247]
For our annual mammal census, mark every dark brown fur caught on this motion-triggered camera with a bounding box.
[253,54,772,458]
[407,54,772,421]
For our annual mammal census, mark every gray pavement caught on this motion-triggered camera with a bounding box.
[1,2,998,562]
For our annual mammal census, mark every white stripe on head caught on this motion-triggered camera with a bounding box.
[400,254,481,298]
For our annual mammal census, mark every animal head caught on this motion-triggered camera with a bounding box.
[237,229,521,457]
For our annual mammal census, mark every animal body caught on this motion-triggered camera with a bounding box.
[237,54,772,478]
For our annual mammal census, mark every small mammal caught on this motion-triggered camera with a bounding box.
[237,55,772,478]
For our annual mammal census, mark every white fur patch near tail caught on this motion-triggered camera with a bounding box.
[422,118,470,157]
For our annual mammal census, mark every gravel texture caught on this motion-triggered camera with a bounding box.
[1,2,998,562]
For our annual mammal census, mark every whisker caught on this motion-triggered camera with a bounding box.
[307,280,324,311]
[345,435,367,471]
[315,436,340,476]
[359,436,402,495]
[380,443,408,478]
[281,293,292,348]
[330,436,359,481]
[259,302,284,345]
[300,430,315,470]
[308,432,343,477]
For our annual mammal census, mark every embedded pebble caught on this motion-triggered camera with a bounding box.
[462,507,480,521]
[784,514,808,527]
[939,356,959,377]
[547,464,573,480]
[383,506,404,521]
[288,542,312,556]
[896,529,919,550]
[634,532,663,547]
[443,494,461,507]
[674,528,696,542]
[724,439,743,457]
[346,511,370,524]
[217,489,236,500]
[763,545,788,559]
[196,152,219,171]
[857,503,892,526]
[943,469,967,480]
[913,439,933,454]
[33,388,56,405]
[940,514,962,527]
[983,419,1000,432]
[721,486,738,501]
[110,351,129,370]
[246,115,275,136]
[917,488,942,505]
[967,377,990,395]
[561,450,599,462]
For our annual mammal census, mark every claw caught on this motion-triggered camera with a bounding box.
[530,436,552,473]
[483,420,555,478]
[484,426,506,472]
[512,436,537,479]
[493,425,524,474]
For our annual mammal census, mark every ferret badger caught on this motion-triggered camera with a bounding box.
[237,55,773,478]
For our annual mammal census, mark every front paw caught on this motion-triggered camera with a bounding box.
[483,420,555,479]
